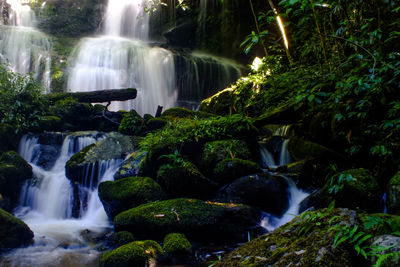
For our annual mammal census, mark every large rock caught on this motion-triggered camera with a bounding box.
[100,240,163,267]
[216,173,289,216]
[66,132,134,186]
[387,171,400,214]
[162,233,192,264]
[300,168,380,213]
[0,208,34,251]
[114,151,146,180]
[114,198,262,242]
[288,138,343,162]
[212,158,262,184]
[98,176,165,219]
[156,161,217,199]
[217,208,366,267]
[0,151,33,210]
[371,235,400,266]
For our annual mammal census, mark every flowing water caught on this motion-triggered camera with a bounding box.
[0,0,51,91]
[0,133,122,267]
[259,138,309,230]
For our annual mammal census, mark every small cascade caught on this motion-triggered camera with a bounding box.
[0,0,51,91]
[274,125,291,137]
[1,132,122,266]
[174,52,242,108]
[67,0,177,115]
[259,137,309,231]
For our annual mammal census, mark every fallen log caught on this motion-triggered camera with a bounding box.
[46,88,137,103]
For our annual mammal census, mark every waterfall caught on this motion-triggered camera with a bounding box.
[259,138,309,231]
[67,0,177,115]
[0,133,121,266]
[0,0,51,91]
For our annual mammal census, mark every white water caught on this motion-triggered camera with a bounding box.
[67,0,177,115]
[0,133,121,266]
[0,0,51,91]
[259,138,309,231]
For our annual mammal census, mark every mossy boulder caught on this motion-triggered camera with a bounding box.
[288,138,343,162]
[199,87,234,115]
[0,208,34,252]
[107,231,135,248]
[161,107,213,119]
[98,176,165,219]
[37,115,62,131]
[253,102,301,127]
[300,168,380,213]
[200,139,252,172]
[156,160,217,199]
[114,151,147,180]
[49,97,95,130]
[217,208,365,267]
[65,132,134,186]
[114,198,262,242]
[138,115,258,177]
[100,240,163,267]
[216,173,289,216]
[212,158,262,184]
[370,235,400,266]
[163,233,191,264]
[118,110,144,136]
[387,171,400,214]
[146,118,168,132]
[0,151,33,210]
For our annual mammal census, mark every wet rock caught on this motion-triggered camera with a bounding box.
[98,176,165,219]
[162,233,192,264]
[164,22,196,48]
[100,240,163,267]
[114,151,146,180]
[156,160,217,199]
[216,208,365,267]
[107,231,135,248]
[216,173,289,216]
[114,198,262,242]
[212,158,262,185]
[0,208,34,252]
[288,137,343,162]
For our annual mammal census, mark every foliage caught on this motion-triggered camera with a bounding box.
[330,224,372,258]
[328,173,355,195]
[0,65,47,133]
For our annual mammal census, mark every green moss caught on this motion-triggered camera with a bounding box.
[146,118,167,132]
[107,231,135,248]
[161,107,213,119]
[199,87,235,115]
[157,161,216,198]
[0,208,33,251]
[49,97,94,129]
[201,139,252,171]
[37,115,62,131]
[0,151,32,181]
[114,198,260,242]
[217,208,363,267]
[100,240,163,267]
[163,233,191,255]
[212,158,261,184]
[65,143,95,173]
[118,110,144,135]
[288,138,343,162]
[98,176,165,219]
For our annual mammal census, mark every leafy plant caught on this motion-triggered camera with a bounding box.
[330,224,372,258]
[328,173,356,195]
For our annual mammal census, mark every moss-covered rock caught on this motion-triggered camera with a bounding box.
[212,158,262,184]
[0,208,34,252]
[49,97,95,130]
[200,139,252,172]
[163,233,191,264]
[161,107,213,119]
[114,151,147,180]
[288,137,343,162]
[118,110,144,136]
[100,240,163,267]
[98,176,165,219]
[146,118,168,132]
[114,198,262,242]
[37,116,62,131]
[156,160,217,199]
[216,173,289,216]
[199,88,234,115]
[65,132,134,186]
[0,152,33,210]
[107,231,135,248]
[370,235,400,266]
[387,171,400,214]
[217,208,365,267]
[300,168,380,213]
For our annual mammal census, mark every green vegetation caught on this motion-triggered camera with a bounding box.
[0,208,33,251]
[163,233,191,255]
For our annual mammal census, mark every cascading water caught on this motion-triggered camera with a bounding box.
[259,137,308,230]
[67,0,177,115]
[0,133,122,266]
[0,0,51,91]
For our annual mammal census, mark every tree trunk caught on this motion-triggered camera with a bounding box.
[47,88,137,103]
